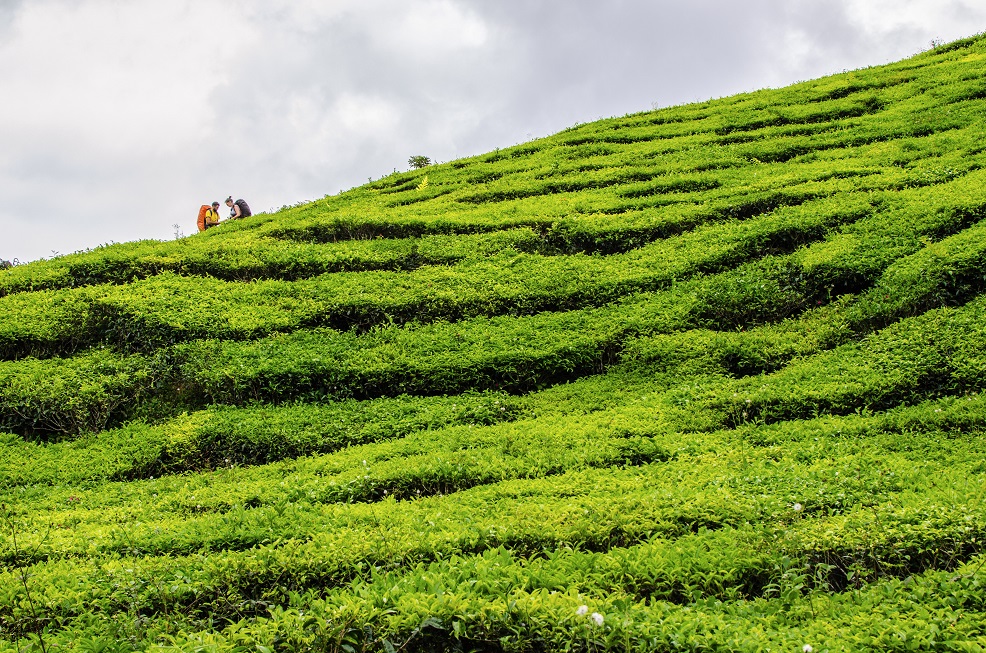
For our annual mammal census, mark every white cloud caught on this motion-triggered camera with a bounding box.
[843,0,983,41]
[333,93,401,135]
[241,0,353,35]
[0,1,249,157]
[372,0,489,57]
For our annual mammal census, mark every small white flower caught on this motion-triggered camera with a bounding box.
[576,605,588,616]
[793,503,803,512]
[803,645,813,653]
[590,612,604,626]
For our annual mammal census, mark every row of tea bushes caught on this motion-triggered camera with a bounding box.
[0,190,870,360]
[0,391,522,488]
[270,115,977,249]
[11,161,986,363]
[0,260,811,437]
[2,437,983,645]
[0,228,546,297]
[7,389,983,563]
[136,551,986,653]
[620,211,986,380]
[0,129,983,358]
[4,198,986,439]
[7,555,983,651]
[12,277,977,490]
[681,294,986,429]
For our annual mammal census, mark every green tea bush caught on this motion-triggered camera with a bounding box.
[0,192,868,360]
[0,228,545,297]
[2,441,983,641]
[0,350,160,438]
[8,205,985,438]
[0,391,522,486]
[705,295,986,427]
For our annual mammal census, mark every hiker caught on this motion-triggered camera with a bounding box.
[226,196,252,219]
[196,201,222,232]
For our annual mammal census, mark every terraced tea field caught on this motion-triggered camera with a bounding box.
[3,34,986,652]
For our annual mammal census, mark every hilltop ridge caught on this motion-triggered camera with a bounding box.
[2,34,986,651]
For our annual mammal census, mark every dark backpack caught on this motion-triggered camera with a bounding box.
[234,199,252,217]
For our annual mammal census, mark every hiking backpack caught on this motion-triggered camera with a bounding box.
[196,205,211,232]
[234,199,252,218]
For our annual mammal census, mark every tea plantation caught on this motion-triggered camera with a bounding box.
[3,34,986,652]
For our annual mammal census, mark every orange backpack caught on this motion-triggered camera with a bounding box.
[196,205,211,232]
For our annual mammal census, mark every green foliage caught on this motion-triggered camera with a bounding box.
[0,350,161,437]
[3,32,986,651]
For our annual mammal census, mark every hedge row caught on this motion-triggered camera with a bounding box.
[8,557,983,651]
[619,209,986,380]
[6,164,980,364]
[2,443,983,643]
[682,293,986,429]
[0,252,819,438]
[0,228,544,297]
[6,389,983,562]
[14,154,986,364]
[0,191,873,360]
[5,192,986,438]
[13,274,981,488]
[0,362,672,488]
[138,549,986,653]
[0,391,522,487]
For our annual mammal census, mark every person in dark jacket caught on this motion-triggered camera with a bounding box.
[225,196,252,219]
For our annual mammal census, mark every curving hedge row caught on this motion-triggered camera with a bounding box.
[2,434,983,646]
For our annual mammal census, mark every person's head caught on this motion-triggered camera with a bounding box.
[212,202,220,209]
[225,196,233,206]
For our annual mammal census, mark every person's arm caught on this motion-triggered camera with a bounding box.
[232,204,242,218]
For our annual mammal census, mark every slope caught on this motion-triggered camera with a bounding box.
[1,34,986,652]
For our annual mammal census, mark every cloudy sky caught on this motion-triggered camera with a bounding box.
[1,0,984,264]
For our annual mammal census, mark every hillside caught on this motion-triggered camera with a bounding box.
[3,34,986,651]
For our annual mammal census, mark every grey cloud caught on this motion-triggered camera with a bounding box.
[0,1,23,31]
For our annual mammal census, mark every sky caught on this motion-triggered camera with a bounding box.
[1,0,984,264]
